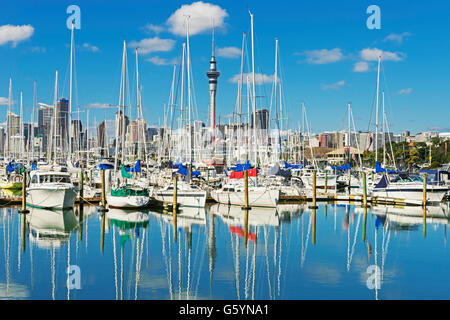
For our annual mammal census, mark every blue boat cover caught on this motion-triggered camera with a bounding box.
[125,160,141,173]
[230,160,251,172]
[99,163,114,170]
[375,161,399,174]
[284,161,303,169]
[332,163,351,170]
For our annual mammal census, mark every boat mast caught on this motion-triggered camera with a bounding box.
[348,102,351,164]
[375,55,381,166]
[382,90,386,166]
[31,81,36,161]
[68,21,74,162]
[273,38,279,163]
[186,16,193,178]
[6,78,12,160]
[52,70,58,164]
[180,42,186,162]
[120,41,127,167]
[250,11,257,165]
[20,92,24,158]
[238,32,246,161]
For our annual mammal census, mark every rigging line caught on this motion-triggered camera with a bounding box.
[381,61,397,132]
[301,211,313,268]
[263,226,273,300]
[347,207,362,271]
[350,107,364,168]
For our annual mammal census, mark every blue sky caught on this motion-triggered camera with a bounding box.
[1,0,449,134]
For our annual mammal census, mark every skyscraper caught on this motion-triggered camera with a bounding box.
[38,104,53,153]
[56,98,69,150]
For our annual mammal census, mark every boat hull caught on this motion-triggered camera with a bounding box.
[154,190,207,208]
[106,194,150,209]
[211,189,279,208]
[27,186,77,209]
[371,187,448,205]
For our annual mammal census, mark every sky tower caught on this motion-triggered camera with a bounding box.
[206,27,220,131]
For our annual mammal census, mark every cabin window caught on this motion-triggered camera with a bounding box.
[31,175,38,184]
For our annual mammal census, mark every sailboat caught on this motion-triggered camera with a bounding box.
[153,18,207,208]
[106,41,150,209]
[212,14,280,208]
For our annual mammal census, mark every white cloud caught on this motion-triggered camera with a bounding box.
[353,61,370,72]
[229,73,278,85]
[0,24,34,47]
[395,88,412,95]
[128,37,176,55]
[384,32,412,44]
[81,43,100,52]
[0,97,9,106]
[143,23,165,34]
[302,48,344,64]
[85,103,119,109]
[147,56,177,66]
[216,46,241,59]
[321,80,347,90]
[167,1,228,36]
[360,48,405,62]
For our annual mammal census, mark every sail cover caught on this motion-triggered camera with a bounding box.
[332,163,351,170]
[375,161,398,174]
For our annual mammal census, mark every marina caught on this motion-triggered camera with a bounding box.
[1,1,449,302]
[1,203,449,300]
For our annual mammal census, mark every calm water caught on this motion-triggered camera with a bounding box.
[0,201,449,300]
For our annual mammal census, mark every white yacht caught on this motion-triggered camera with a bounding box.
[211,182,280,208]
[154,181,207,208]
[371,173,449,206]
[27,168,78,209]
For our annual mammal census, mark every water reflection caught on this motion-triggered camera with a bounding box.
[0,202,448,300]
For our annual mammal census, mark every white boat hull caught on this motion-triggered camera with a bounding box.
[27,186,77,209]
[371,187,448,205]
[211,188,279,208]
[106,194,150,209]
[154,190,207,208]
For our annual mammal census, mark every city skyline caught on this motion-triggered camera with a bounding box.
[1,0,450,135]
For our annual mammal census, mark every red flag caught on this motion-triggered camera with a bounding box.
[247,168,258,177]
[230,171,245,179]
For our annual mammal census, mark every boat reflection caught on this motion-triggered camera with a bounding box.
[210,203,279,227]
[27,207,78,248]
[105,208,150,300]
[371,204,449,227]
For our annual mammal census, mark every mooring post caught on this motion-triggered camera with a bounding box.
[312,208,317,245]
[309,170,318,209]
[244,208,249,248]
[79,171,84,206]
[363,171,368,207]
[423,205,427,238]
[324,171,328,193]
[242,170,251,210]
[21,213,26,252]
[99,169,108,213]
[173,175,178,243]
[101,211,105,253]
[19,170,29,214]
[362,206,367,242]
[422,173,427,208]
